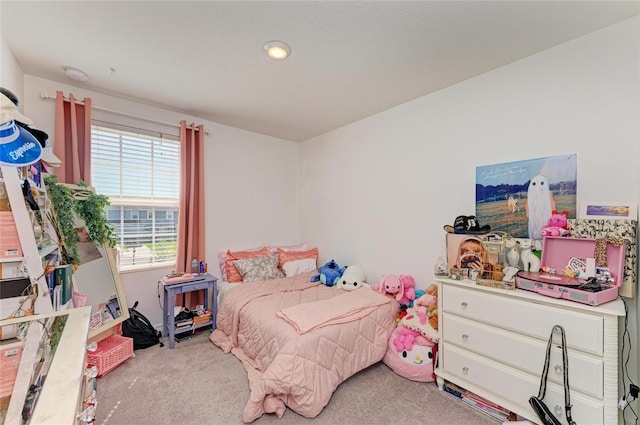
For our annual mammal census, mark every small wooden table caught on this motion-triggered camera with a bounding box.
[162,273,218,349]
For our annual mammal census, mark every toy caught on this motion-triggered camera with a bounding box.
[520,239,541,272]
[505,237,520,268]
[337,265,368,291]
[397,274,416,306]
[415,284,439,330]
[540,210,570,237]
[372,274,416,306]
[383,324,436,382]
[310,259,345,286]
[372,274,402,297]
[493,263,505,281]
[382,306,438,382]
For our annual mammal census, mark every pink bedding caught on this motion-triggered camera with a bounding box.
[210,272,398,422]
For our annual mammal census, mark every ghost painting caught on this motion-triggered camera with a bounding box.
[526,174,557,239]
[476,154,577,238]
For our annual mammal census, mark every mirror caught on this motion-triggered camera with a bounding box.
[72,242,128,341]
[44,179,129,342]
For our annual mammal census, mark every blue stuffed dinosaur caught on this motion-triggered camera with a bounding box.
[310,259,345,286]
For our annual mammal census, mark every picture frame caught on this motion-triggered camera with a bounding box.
[578,201,638,220]
[475,153,577,239]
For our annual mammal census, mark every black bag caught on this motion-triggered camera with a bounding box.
[122,301,164,349]
[529,325,576,425]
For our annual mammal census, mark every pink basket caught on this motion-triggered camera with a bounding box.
[86,335,133,377]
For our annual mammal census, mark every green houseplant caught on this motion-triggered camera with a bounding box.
[44,175,115,266]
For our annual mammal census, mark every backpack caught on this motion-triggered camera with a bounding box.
[122,301,164,349]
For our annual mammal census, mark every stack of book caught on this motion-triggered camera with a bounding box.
[175,317,193,329]
[442,381,512,422]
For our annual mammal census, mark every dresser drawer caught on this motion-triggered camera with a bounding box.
[442,314,603,398]
[443,344,603,425]
[442,285,603,355]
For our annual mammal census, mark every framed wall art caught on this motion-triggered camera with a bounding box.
[475,153,577,239]
[578,201,638,220]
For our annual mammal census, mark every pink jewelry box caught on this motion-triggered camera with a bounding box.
[516,236,625,306]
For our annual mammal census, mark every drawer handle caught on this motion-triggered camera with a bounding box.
[554,365,563,374]
[554,405,562,415]
[462,333,469,342]
[462,366,469,375]
[460,302,468,309]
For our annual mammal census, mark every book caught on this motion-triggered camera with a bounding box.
[54,264,73,307]
[464,391,511,415]
[462,398,509,422]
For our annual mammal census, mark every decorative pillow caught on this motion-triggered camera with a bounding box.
[225,247,270,283]
[233,254,285,283]
[282,258,317,277]
[268,243,309,254]
[277,247,318,269]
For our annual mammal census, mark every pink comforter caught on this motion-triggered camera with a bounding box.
[210,272,398,422]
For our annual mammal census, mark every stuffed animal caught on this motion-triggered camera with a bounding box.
[337,265,369,291]
[383,324,436,382]
[372,274,402,297]
[415,284,439,330]
[540,210,570,237]
[310,259,345,286]
[398,274,416,306]
[493,263,505,281]
[383,307,438,382]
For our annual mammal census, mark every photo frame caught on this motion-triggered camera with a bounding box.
[578,201,638,220]
[475,154,577,239]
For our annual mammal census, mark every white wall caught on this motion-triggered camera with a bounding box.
[300,16,640,410]
[19,75,300,327]
[1,39,24,102]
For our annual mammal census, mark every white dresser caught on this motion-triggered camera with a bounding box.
[435,277,625,425]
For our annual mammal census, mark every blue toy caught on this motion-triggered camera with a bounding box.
[310,259,345,286]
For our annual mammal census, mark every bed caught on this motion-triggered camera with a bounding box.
[210,271,398,422]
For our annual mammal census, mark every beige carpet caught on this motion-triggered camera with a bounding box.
[95,331,500,425]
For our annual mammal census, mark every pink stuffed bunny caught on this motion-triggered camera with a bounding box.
[413,293,437,315]
[397,274,416,306]
[373,274,402,297]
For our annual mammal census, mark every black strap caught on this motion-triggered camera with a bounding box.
[538,325,576,425]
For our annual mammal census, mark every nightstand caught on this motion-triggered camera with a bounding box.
[162,273,218,349]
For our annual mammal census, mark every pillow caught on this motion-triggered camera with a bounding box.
[277,247,318,269]
[233,255,285,283]
[225,247,270,282]
[282,258,317,277]
[267,243,309,254]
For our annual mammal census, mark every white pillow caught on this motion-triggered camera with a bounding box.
[282,258,317,277]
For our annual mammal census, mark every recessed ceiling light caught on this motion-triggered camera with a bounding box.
[64,66,89,82]
[264,41,291,60]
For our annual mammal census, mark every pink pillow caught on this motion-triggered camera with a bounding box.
[268,243,308,254]
[218,246,264,281]
[225,247,270,283]
[277,247,318,269]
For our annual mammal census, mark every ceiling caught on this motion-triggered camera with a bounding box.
[2,1,639,142]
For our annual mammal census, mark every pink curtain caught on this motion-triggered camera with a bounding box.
[175,121,205,308]
[53,91,92,184]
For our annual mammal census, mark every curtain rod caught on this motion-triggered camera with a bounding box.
[40,91,209,136]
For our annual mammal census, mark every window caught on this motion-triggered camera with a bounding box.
[91,126,180,270]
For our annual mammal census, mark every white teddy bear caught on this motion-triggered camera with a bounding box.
[337,265,370,291]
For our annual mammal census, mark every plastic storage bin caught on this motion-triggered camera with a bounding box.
[86,335,133,377]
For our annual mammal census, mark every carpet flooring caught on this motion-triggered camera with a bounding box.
[95,331,500,425]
